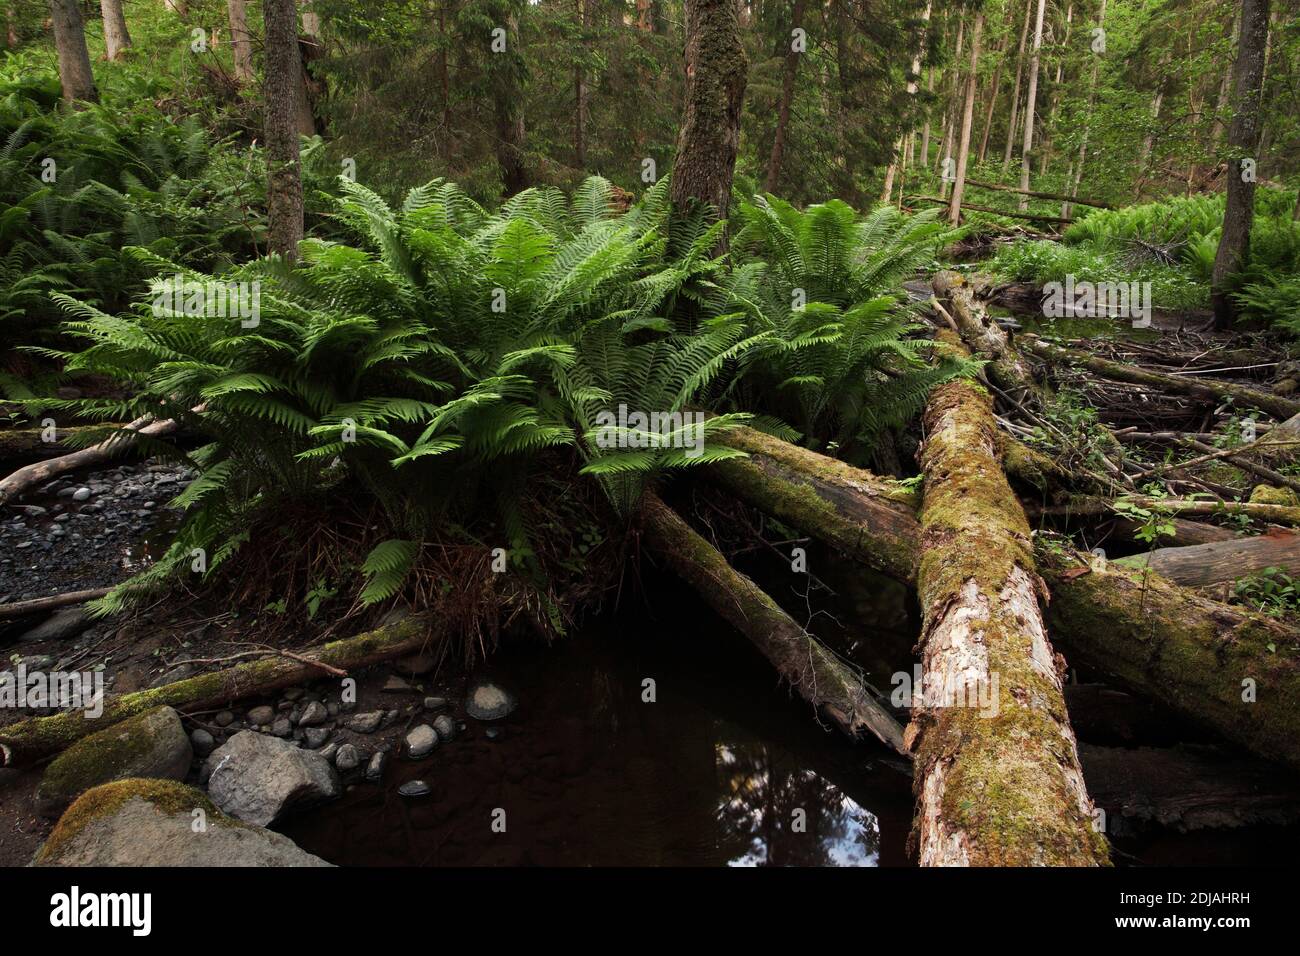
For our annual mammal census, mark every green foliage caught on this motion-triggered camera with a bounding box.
[718,197,978,456]
[1234,567,1300,621]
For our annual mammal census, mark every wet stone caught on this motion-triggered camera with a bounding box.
[405,725,438,759]
[398,780,431,798]
[365,750,387,783]
[247,705,274,725]
[335,744,360,773]
[432,714,456,742]
[465,681,517,721]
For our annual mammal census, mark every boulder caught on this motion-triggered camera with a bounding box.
[33,779,331,866]
[36,706,193,817]
[205,731,340,826]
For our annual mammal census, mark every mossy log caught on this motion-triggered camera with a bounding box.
[908,353,1107,866]
[1021,335,1300,421]
[639,491,907,755]
[702,428,1300,771]
[931,270,1038,402]
[1037,544,1300,770]
[1113,532,1300,587]
[1031,495,1300,529]
[0,614,436,767]
[0,425,123,461]
[708,424,920,583]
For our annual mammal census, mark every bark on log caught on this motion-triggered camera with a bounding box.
[1022,335,1300,420]
[703,427,1300,771]
[639,492,906,755]
[1113,531,1300,587]
[0,615,437,767]
[0,414,186,506]
[0,425,122,461]
[1031,495,1300,529]
[0,588,111,621]
[1101,515,1238,548]
[907,339,1107,866]
[932,270,1036,400]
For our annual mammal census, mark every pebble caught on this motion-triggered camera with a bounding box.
[345,711,384,734]
[247,705,274,725]
[302,727,330,749]
[432,714,456,742]
[382,675,415,693]
[298,701,328,727]
[191,728,216,757]
[215,711,234,728]
[398,780,431,798]
[365,750,387,782]
[270,717,293,738]
[335,744,360,772]
[405,724,438,759]
[71,487,91,502]
[423,696,448,711]
[465,681,517,721]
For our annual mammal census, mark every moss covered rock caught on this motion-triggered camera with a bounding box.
[33,779,332,866]
[1249,484,1300,507]
[35,705,192,817]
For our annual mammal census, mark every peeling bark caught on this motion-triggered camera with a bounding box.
[908,347,1107,866]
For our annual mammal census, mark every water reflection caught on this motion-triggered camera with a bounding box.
[715,741,880,867]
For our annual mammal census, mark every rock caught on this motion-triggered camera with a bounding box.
[17,607,94,644]
[71,487,91,502]
[398,780,431,798]
[335,744,360,772]
[33,780,332,867]
[191,728,216,758]
[365,750,387,782]
[247,705,274,725]
[302,727,330,749]
[432,714,456,742]
[396,653,437,676]
[318,743,339,763]
[270,717,293,738]
[283,687,305,701]
[382,675,415,693]
[215,710,234,728]
[465,681,517,721]
[205,731,340,826]
[485,727,502,742]
[298,701,328,727]
[35,707,193,817]
[345,711,384,734]
[423,696,449,711]
[405,725,438,759]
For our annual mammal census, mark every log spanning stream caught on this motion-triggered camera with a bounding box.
[277,564,1300,867]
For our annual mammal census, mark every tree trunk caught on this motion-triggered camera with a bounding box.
[0,615,437,767]
[1209,10,1241,152]
[99,0,131,60]
[574,0,591,169]
[671,0,748,221]
[764,0,806,194]
[640,493,907,755]
[227,0,255,85]
[6,6,17,49]
[1037,1,1071,177]
[1133,50,1172,200]
[1001,0,1033,176]
[881,0,931,205]
[908,339,1108,866]
[1065,0,1108,219]
[263,0,306,260]
[920,66,934,167]
[975,21,1008,165]
[1212,0,1271,329]
[491,10,528,196]
[947,13,983,226]
[1017,0,1046,210]
[49,0,96,104]
[937,16,964,200]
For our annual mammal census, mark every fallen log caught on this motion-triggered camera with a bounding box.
[0,613,437,767]
[703,430,1300,771]
[1030,495,1300,529]
[639,491,906,755]
[1078,743,1300,832]
[1113,531,1300,587]
[1100,515,1238,548]
[931,270,1037,402]
[964,178,1115,210]
[0,588,112,621]
[907,337,1107,866]
[0,409,199,507]
[0,425,124,462]
[907,194,1075,225]
[1021,335,1300,421]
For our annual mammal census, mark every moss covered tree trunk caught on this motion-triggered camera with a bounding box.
[909,343,1107,866]
[49,0,96,104]
[640,492,906,754]
[670,0,748,221]
[1211,0,1271,329]
[263,0,305,261]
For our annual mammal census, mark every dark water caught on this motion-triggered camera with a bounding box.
[280,575,917,867]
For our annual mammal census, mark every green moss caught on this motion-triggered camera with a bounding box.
[1250,484,1300,507]
[36,778,243,864]
[39,706,182,804]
